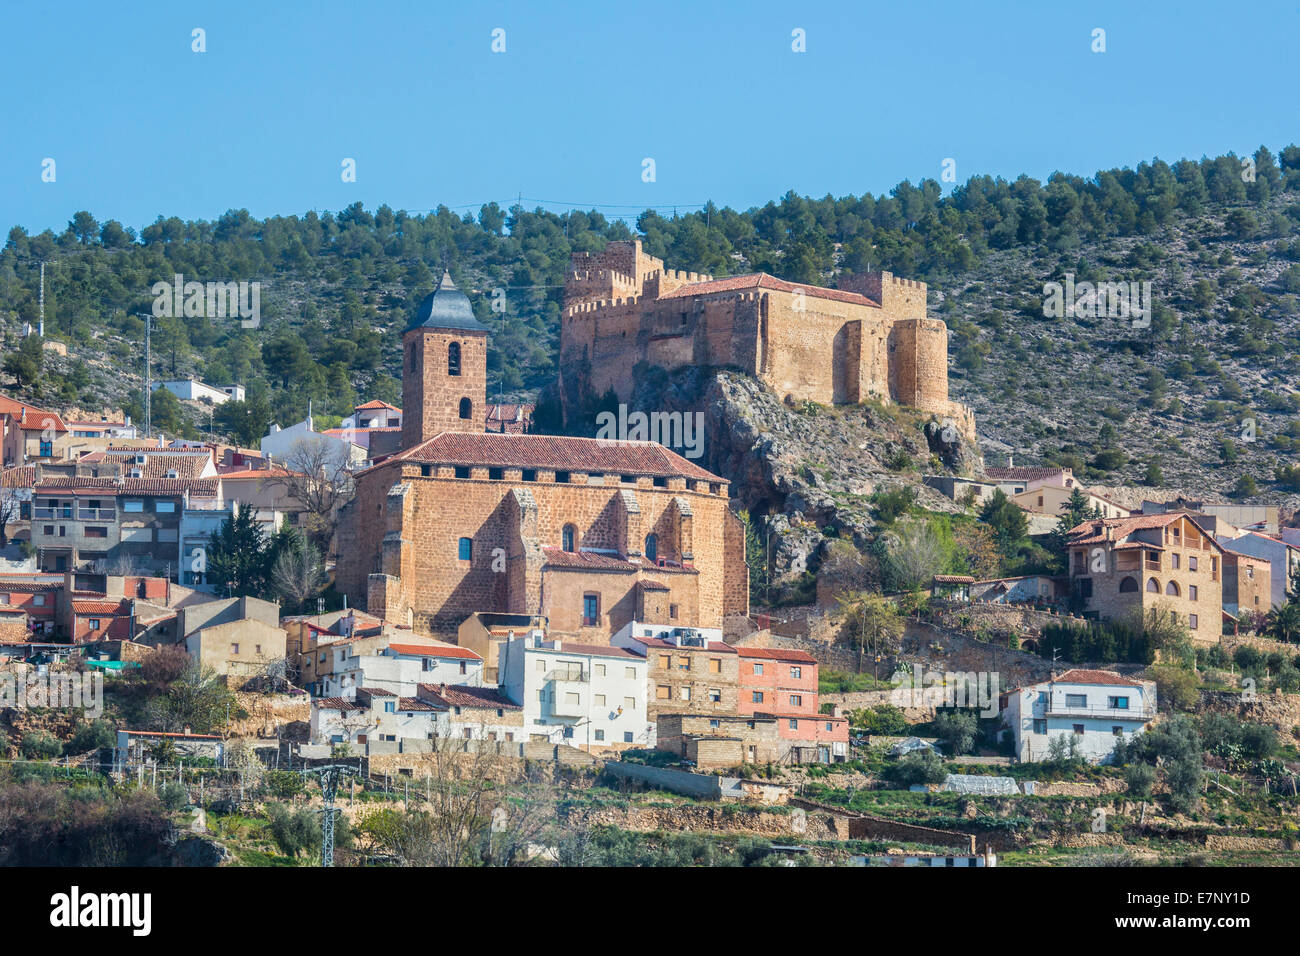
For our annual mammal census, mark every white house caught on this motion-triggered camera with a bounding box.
[346,400,402,429]
[154,379,242,406]
[259,417,366,466]
[381,641,484,687]
[321,641,483,697]
[499,636,649,751]
[1002,669,1156,763]
[310,687,447,750]
[417,683,524,742]
[1215,530,1300,609]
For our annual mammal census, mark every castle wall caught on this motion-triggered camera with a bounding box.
[558,248,964,436]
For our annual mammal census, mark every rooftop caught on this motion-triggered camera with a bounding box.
[383,432,723,483]
[408,271,490,333]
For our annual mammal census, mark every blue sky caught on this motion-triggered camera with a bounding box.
[4,0,1298,234]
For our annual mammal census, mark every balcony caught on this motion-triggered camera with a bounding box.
[77,508,116,521]
[1046,702,1156,720]
[545,669,589,717]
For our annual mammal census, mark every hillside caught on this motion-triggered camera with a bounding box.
[2,146,1299,504]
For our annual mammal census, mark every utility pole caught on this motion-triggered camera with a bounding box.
[135,313,154,438]
[310,763,359,867]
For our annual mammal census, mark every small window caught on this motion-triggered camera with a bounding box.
[1188,556,1198,571]
[669,604,678,619]
[522,469,536,482]
[709,658,721,673]
[88,618,100,631]
[790,666,802,679]
[753,662,764,675]
[644,533,658,562]
[1032,719,1047,734]
[454,466,470,479]
[384,701,395,713]
[752,691,764,703]
[562,524,576,552]
[656,685,671,700]
[555,471,571,483]
[623,666,635,680]
[1171,553,1180,569]
[594,729,605,741]
[457,396,470,418]
[708,688,721,702]
[1189,585,1198,601]
[448,341,461,376]
[582,593,599,626]
[1189,613,1199,630]
[1113,726,1123,736]
[488,467,503,480]
[1072,724,1085,736]
[623,732,633,743]
[789,694,802,707]
[124,500,144,513]
[231,643,240,655]
[458,537,473,561]
[1065,694,1087,707]
[1108,696,1129,709]
[788,719,798,730]
[155,501,175,513]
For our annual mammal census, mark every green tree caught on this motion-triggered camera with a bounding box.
[836,592,903,669]
[933,710,978,756]
[978,489,1028,559]
[208,507,270,597]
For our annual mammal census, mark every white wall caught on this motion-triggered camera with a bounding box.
[1004,679,1154,763]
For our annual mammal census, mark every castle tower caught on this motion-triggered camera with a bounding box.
[401,271,490,449]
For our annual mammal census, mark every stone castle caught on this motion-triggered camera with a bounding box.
[559,240,974,436]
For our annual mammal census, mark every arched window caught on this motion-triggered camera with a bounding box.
[1146,577,1159,593]
[645,533,658,562]
[1118,576,1139,593]
[458,397,472,420]
[562,524,576,552]
[448,342,461,376]
[1165,581,1180,596]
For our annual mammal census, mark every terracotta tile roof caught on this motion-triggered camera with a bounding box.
[396,697,441,712]
[542,548,638,573]
[418,683,521,710]
[736,646,817,664]
[933,574,976,583]
[356,400,402,411]
[384,432,723,483]
[1053,669,1143,687]
[72,600,128,615]
[388,641,481,661]
[1,466,36,489]
[89,451,212,479]
[0,397,68,432]
[360,686,396,696]
[33,476,219,497]
[985,466,1068,481]
[217,467,298,480]
[659,273,879,308]
[639,580,671,591]
[1067,512,1222,550]
[313,697,368,712]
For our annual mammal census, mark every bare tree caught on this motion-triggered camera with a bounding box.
[0,488,19,547]
[264,439,355,553]
[271,541,326,612]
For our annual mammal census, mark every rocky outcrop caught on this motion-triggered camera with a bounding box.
[618,367,982,591]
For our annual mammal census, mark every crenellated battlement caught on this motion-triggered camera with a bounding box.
[559,243,958,431]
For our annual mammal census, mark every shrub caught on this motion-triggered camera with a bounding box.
[1124,762,1156,797]
[20,730,63,760]
[853,704,910,736]
[158,782,189,811]
[266,802,318,859]
[68,719,116,755]
[265,770,305,800]
[883,750,946,787]
[933,710,979,756]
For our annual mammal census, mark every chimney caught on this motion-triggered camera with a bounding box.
[183,725,191,736]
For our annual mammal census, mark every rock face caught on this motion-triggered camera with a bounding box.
[615,367,983,592]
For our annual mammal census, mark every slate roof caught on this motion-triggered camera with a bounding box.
[409,271,490,333]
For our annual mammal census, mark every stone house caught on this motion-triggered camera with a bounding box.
[1067,513,1226,641]
[610,622,737,721]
